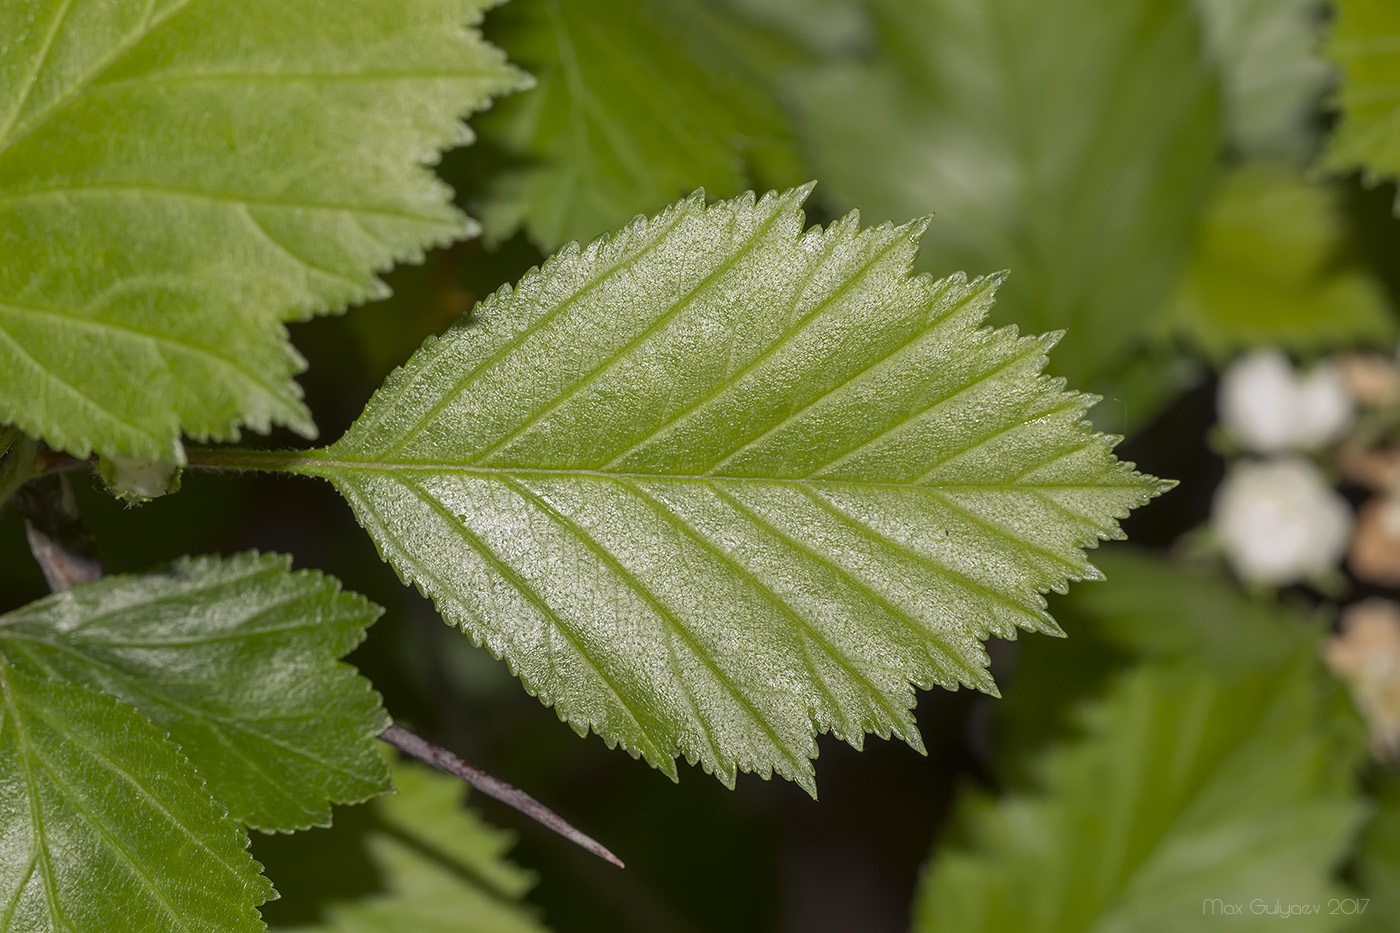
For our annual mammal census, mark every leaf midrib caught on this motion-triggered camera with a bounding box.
[0,667,70,932]
[305,458,1143,493]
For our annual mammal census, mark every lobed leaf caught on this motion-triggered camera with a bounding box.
[0,0,525,462]
[0,661,273,932]
[913,656,1365,932]
[261,756,547,932]
[464,0,801,250]
[290,186,1167,794]
[0,552,390,832]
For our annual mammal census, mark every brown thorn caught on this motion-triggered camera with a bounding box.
[379,723,624,869]
[13,474,102,591]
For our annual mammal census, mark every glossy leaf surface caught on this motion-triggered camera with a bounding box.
[293,186,1166,793]
[0,553,390,832]
[0,662,273,932]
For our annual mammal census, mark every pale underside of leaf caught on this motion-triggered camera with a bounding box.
[1194,0,1332,159]
[0,662,272,933]
[0,552,391,833]
[296,186,1165,794]
[0,0,526,461]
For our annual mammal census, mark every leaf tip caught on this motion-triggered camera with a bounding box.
[1149,475,1180,497]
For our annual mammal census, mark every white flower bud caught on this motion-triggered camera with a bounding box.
[1212,457,1352,585]
[1218,350,1355,453]
[98,455,182,503]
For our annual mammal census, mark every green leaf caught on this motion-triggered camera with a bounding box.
[995,547,1343,786]
[913,656,1365,932]
[1355,772,1400,931]
[260,756,547,933]
[0,0,525,462]
[1157,166,1394,361]
[0,552,390,832]
[714,0,873,59]
[1195,0,1331,159]
[464,0,801,251]
[278,186,1166,794]
[1321,0,1400,197]
[0,661,273,932]
[1054,547,1327,672]
[796,0,1220,390]
[0,429,37,508]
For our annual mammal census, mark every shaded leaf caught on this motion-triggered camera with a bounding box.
[1157,167,1393,360]
[797,0,1220,390]
[279,186,1165,794]
[914,655,1364,932]
[0,661,272,932]
[995,547,1341,785]
[261,756,547,932]
[0,429,37,509]
[0,552,390,832]
[1354,772,1400,931]
[465,0,801,250]
[0,0,525,461]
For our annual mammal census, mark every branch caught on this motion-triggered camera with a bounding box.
[379,723,624,868]
[13,473,102,591]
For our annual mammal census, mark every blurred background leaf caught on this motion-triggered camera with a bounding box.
[1321,0,1400,200]
[258,756,548,932]
[795,0,1221,418]
[455,0,804,251]
[913,652,1365,932]
[1155,167,1394,362]
[1195,0,1331,161]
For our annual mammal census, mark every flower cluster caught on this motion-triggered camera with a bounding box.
[1215,348,1400,760]
[1213,350,1356,586]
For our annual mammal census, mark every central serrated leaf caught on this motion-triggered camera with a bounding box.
[299,187,1165,793]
